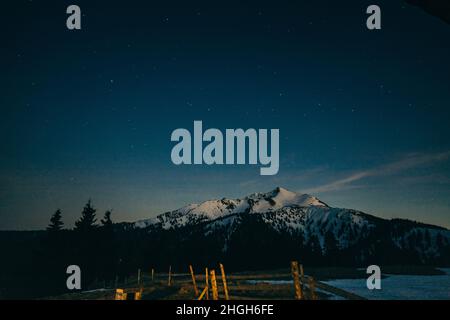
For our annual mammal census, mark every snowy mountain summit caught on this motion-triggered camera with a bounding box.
[134,187,327,229]
[247,187,327,209]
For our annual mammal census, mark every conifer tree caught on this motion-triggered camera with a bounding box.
[101,210,113,228]
[74,199,98,232]
[43,209,67,293]
[47,209,64,231]
[100,210,116,283]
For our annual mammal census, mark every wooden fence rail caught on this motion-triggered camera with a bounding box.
[111,262,366,301]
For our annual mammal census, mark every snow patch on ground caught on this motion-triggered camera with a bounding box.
[323,268,450,300]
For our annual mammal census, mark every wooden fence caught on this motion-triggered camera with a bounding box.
[112,260,365,301]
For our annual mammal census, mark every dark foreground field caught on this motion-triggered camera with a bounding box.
[42,266,447,300]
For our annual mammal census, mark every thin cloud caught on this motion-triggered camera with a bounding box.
[302,151,450,194]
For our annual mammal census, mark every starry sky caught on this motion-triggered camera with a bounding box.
[1,0,450,230]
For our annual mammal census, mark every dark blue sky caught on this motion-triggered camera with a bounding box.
[1,0,450,229]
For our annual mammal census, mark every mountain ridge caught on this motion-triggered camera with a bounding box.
[134,187,328,229]
[132,187,450,267]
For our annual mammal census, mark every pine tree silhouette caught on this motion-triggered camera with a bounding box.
[47,209,64,231]
[100,210,116,284]
[43,209,68,294]
[73,200,99,287]
[74,199,98,233]
[101,210,113,228]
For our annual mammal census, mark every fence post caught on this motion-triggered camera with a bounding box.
[300,264,304,280]
[309,277,317,300]
[197,286,208,300]
[205,268,209,300]
[291,261,303,300]
[135,287,143,300]
[137,268,141,287]
[219,263,230,300]
[210,270,219,300]
[151,268,154,282]
[115,288,125,300]
[189,265,199,297]
[168,265,172,286]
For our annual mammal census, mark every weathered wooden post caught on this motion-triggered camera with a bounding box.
[309,277,318,300]
[168,265,172,286]
[210,270,219,300]
[137,268,141,287]
[135,288,143,300]
[151,268,154,282]
[291,261,303,300]
[198,286,208,300]
[205,268,210,300]
[189,265,199,297]
[115,288,126,300]
[219,263,230,300]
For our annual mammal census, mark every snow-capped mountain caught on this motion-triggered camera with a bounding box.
[134,187,450,266]
[134,187,327,229]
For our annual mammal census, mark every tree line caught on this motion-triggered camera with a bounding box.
[40,200,118,295]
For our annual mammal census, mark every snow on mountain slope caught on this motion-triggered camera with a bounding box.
[134,187,325,229]
[134,186,379,254]
[247,187,327,212]
[133,187,450,264]
[205,205,376,251]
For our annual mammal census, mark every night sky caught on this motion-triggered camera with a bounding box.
[1,0,450,230]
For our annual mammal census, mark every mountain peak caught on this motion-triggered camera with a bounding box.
[247,187,327,210]
[273,186,292,195]
[135,187,327,229]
